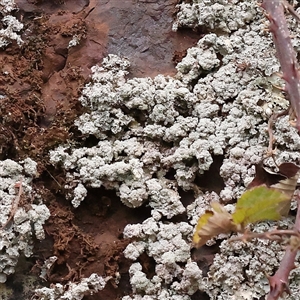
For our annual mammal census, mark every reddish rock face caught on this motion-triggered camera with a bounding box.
[12,0,198,125]
[17,0,199,77]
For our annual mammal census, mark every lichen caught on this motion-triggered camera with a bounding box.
[204,220,299,299]
[0,159,50,283]
[34,273,107,300]
[48,0,300,298]
[0,0,23,48]
[173,0,257,33]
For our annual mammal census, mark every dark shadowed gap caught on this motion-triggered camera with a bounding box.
[195,155,225,194]
[191,242,220,277]
[191,290,210,300]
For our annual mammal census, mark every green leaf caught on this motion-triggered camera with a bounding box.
[193,186,292,248]
[232,186,290,227]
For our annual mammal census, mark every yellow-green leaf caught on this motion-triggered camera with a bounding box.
[232,186,290,227]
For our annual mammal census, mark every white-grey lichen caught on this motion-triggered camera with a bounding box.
[39,256,58,281]
[204,220,300,300]
[0,0,23,48]
[124,219,193,264]
[176,34,220,85]
[48,0,300,299]
[0,158,50,283]
[127,259,198,298]
[123,219,203,298]
[173,0,257,33]
[123,260,201,300]
[68,34,81,48]
[0,0,16,14]
[34,273,107,300]
[72,182,87,208]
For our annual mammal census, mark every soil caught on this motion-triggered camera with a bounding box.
[1,0,203,299]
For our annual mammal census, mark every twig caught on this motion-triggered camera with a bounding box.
[261,0,300,131]
[229,229,300,243]
[229,199,300,300]
[266,110,288,157]
[0,179,23,231]
[266,192,300,300]
[260,1,300,298]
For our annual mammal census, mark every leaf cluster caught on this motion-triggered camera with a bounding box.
[193,163,300,248]
[193,186,290,247]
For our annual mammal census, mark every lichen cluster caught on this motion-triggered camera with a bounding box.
[0,0,23,48]
[47,0,300,296]
[0,159,50,283]
[34,273,107,300]
[1,0,300,298]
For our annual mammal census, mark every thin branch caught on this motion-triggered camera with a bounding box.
[229,229,300,243]
[260,1,300,298]
[266,110,288,157]
[0,179,23,231]
[261,0,300,131]
[266,192,300,300]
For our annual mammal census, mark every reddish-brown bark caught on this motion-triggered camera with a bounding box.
[262,0,300,131]
[261,2,300,298]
